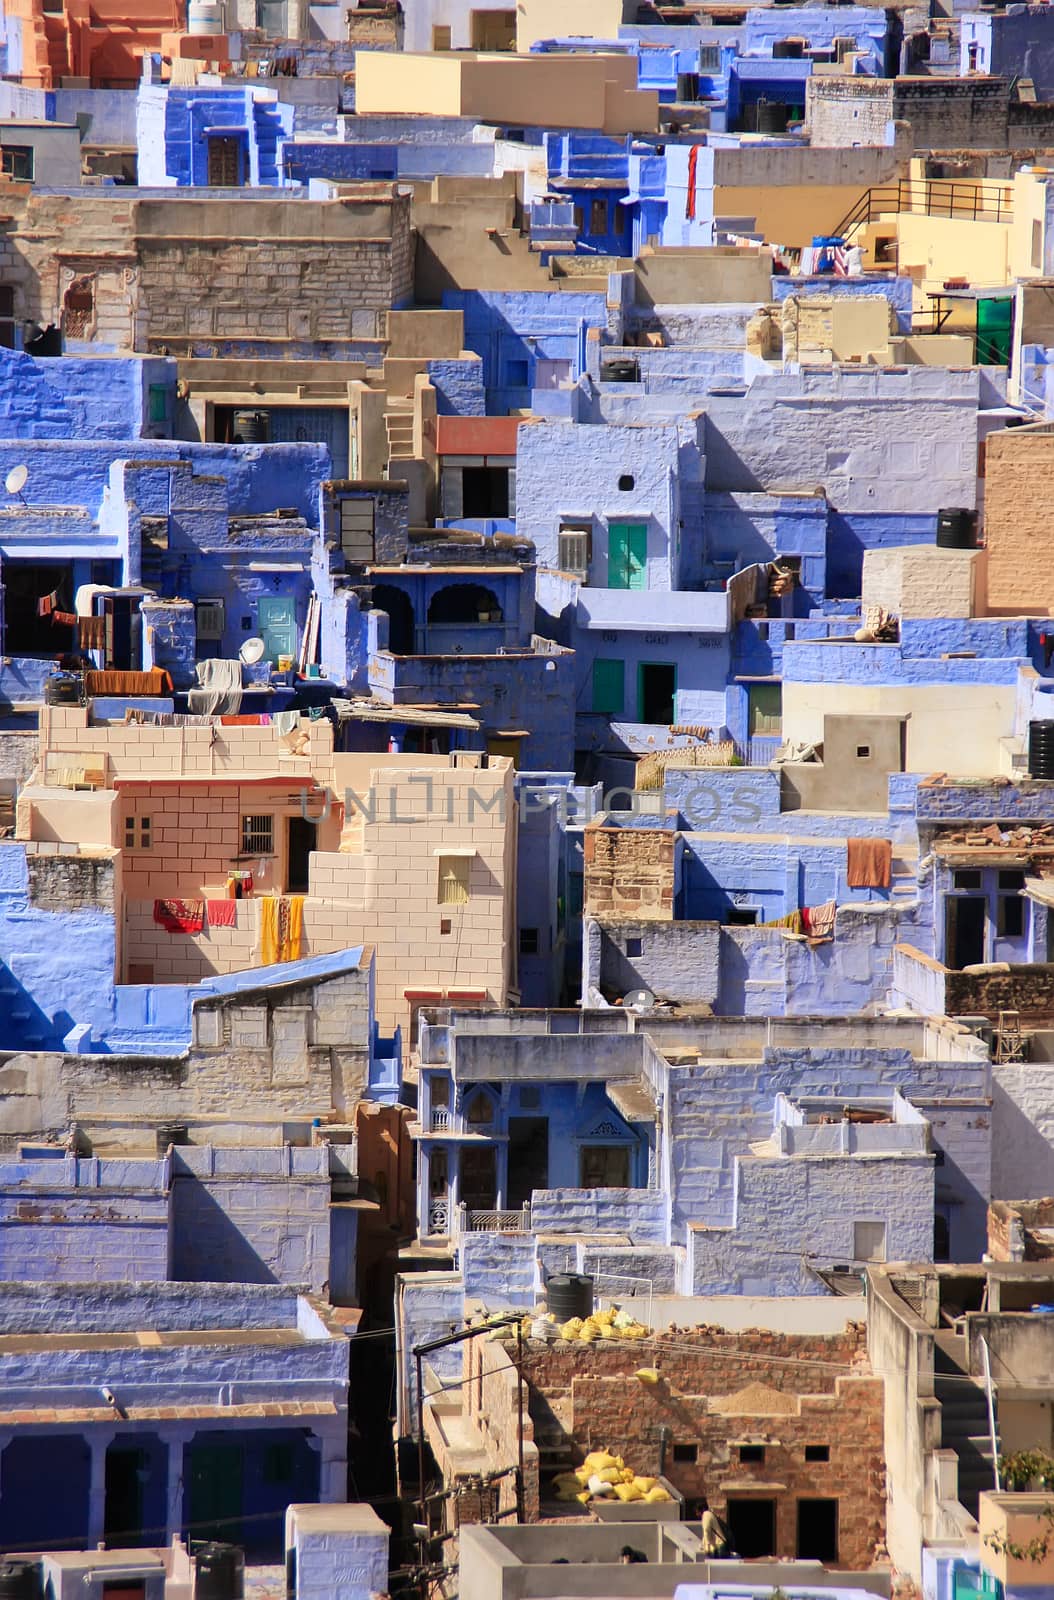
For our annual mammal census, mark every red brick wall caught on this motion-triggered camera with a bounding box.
[520,1326,884,1567]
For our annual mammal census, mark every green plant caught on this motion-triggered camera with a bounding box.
[984,1502,1054,1564]
[1000,1450,1054,1492]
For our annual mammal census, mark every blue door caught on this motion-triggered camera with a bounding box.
[258,596,297,664]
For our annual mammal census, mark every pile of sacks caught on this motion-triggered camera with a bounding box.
[523,1305,650,1343]
[552,1450,672,1506]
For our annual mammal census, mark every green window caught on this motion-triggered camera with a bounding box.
[607,521,647,590]
[592,657,625,714]
[148,384,167,423]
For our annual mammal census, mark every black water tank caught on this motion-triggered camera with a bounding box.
[232,409,270,444]
[546,1272,594,1322]
[44,671,83,706]
[755,100,789,132]
[773,37,803,56]
[600,358,641,383]
[195,1544,245,1600]
[936,507,978,549]
[1030,721,1054,780]
[0,1562,42,1600]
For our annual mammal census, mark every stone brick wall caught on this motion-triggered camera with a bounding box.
[806,76,895,149]
[983,430,1054,613]
[893,78,1010,150]
[518,1325,883,1565]
[583,827,676,922]
[945,963,1054,1022]
[862,545,978,620]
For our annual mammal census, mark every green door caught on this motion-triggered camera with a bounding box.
[258,596,297,663]
[607,521,647,590]
[187,1441,243,1544]
[592,658,625,714]
[976,295,1012,366]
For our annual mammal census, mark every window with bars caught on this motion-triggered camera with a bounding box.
[437,855,471,905]
[340,498,375,564]
[124,815,151,850]
[558,523,591,577]
[196,599,225,641]
[241,814,274,855]
[699,44,721,70]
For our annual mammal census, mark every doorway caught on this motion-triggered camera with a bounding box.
[186,1440,243,1545]
[470,8,516,47]
[638,662,676,724]
[579,1145,630,1187]
[507,1116,548,1208]
[207,135,242,186]
[945,895,986,969]
[607,521,647,590]
[461,466,510,517]
[258,596,297,664]
[460,1146,497,1211]
[726,1497,777,1558]
[286,816,316,894]
[371,585,415,656]
[796,1498,838,1562]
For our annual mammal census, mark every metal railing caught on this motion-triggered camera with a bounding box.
[833,177,1014,244]
[463,1206,531,1233]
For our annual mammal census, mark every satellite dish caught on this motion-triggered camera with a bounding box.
[624,988,655,1011]
[239,636,266,665]
[5,465,27,497]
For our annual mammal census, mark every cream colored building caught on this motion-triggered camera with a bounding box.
[514,0,633,51]
[353,48,659,134]
[19,706,516,1031]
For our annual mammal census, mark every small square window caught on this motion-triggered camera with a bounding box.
[672,1443,698,1463]
[953,870,981,890]
[727,908,758,925]
[506,359,529,387]
[520,927,539,955]
[855,745,871,759]
[739,1444,765,1463]
[618,474,635,491]
[520,1085,541,1109]
[241,814,274,855]
[438,855,471,906]
[998,894,1025,938]
[626,936,643,957]
[998,870,1025,891]
[805,1444,830,1462]
[440,918,452,934]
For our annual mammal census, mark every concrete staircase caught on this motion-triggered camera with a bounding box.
[384,397,415,463]
[935,1330,999,1520]
[891,846,920,905]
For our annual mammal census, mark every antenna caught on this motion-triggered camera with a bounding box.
[624,989,655,1012]
[5,465,27,506]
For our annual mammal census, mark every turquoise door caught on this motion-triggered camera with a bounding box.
[258,596,297,663]
[607,521,647,590]
[592,658,625,714]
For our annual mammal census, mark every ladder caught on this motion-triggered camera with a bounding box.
[995,1010,1024,1064]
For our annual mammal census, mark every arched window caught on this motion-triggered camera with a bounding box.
[427,584,503,626]
[465,1090,495,1126]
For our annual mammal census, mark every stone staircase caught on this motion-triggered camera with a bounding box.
[384,397,415,463]
[891,846,920,905]
[935,1330,1000,1520]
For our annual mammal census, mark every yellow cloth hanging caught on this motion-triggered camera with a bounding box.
[259,895,280,965]
[284,895,304,962]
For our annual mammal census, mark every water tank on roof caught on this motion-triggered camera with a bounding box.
[194,1545,244,1600]
[935,507,978,549]
[546,1273,594,1323]
[188,0,226,34]
[1030,721,1054,780]
[755,99,789,132]
[0,1563,42,1600]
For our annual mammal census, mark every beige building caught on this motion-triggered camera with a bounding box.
[515,0,633,51]
[983,424,1054,615]
[18,707,516,1031]
[353,49,659,134]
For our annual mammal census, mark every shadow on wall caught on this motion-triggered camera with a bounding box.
[0,960,77,1051]
[169,1177,282,1285]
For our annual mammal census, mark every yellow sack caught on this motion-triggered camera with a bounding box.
[584,1452,617,1472]
[645,1486,671,1503]
[576,1491,592,1505]
[620,1468,635,1483]
[614,1483,644,1503]
[575,1468,591,1484]
[633,1476,658,1493]
[596,1466,622,1485]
